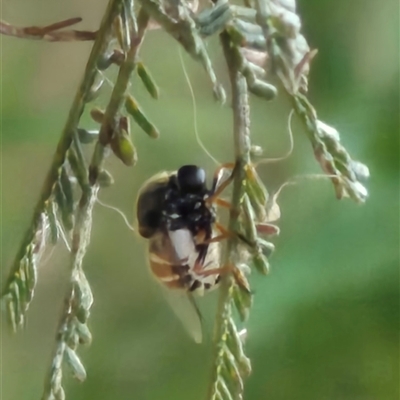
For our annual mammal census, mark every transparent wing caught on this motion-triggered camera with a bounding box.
[151,229,203,343]
[161,287,203,344]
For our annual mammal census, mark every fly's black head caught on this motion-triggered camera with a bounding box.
[177,165,207,195]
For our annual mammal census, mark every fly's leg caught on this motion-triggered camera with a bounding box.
[195,264,250,294]
[214,197,231,209]
[215,200,280,237]
[195,265,232,277]
[194,223,251,293]
[195,222,234,247]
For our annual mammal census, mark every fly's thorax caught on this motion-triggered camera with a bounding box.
[137,167,218,240]
[164,192,217,235]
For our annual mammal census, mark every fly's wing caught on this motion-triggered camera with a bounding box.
[168,229,203,343]
[168,229,198,267]
[161,287,203,343]
[159,229,203,343]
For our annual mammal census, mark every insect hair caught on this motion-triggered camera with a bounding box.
[178,50,297,171]
[96,198,135,232]
[254,109,295,167]
[178,46,221,166]
[271,173,340,208]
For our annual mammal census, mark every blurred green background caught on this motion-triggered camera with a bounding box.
[1,1,399,399]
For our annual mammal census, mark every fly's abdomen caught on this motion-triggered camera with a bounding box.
[147,231,189,290]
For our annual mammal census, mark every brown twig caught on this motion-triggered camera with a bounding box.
[0,18,97,41]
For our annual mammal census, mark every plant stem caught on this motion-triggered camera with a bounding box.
[0,18,97,41]
[41,186,98,400]
[42,4,150,399]
[2,0,123,295]
[89,8,149,182]
[207,32,251,400]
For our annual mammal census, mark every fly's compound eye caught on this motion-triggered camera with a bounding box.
[177,165,206,194]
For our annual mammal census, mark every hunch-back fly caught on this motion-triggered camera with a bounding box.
[136,164,234,342]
